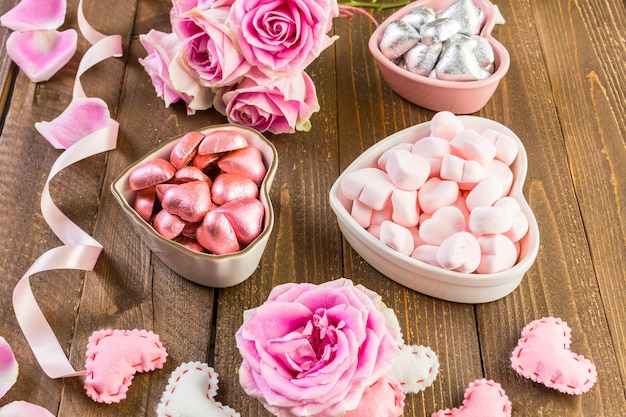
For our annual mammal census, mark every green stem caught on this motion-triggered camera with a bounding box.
[339,1,409,11]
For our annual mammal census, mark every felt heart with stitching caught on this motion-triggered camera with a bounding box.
[84,329,168,404]
[385,344,439,394]
[432,379,512,417]
[157,362,240,417]
[510,317,597,395]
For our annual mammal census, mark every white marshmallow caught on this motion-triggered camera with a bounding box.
[411,244,441,267]
[436,231,481,273]
[450,129,497,166]
[378,142,413,171]
[429,111,464,140]
[418,177,459,213]
[469,205,514,235]
[391,189,420,227]
[385,149,431,190]
[419,205,466,245]
[476,234,518,273]
[350,199,373,228]
[465,175,503,211]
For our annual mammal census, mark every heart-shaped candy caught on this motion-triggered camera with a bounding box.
[198,129,248,155]
[510,317,597,395]
[84,329,168,404]
[196,210,240,255]
[432,379,512,417]
[157,362,240,417]
[419,205,466,246]
[213,197,265,246]
[218,146,267,186]
[161,180,212,223]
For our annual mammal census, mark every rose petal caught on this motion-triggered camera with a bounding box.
[6,29,77,83]
[0,0,66,31]
[0,337,18,398]
[35,97,111,149]
[0,401,55,417]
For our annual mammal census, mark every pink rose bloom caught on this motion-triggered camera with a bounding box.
[174,7,251,88]
[139,29,214,115]
[236,279,401,417]
[228,0,339,76]
[214,69,320,135]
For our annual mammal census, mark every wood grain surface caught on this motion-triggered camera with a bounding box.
[0,0,624,416]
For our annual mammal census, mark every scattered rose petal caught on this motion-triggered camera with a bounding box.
[0,0,66,32]
[34,97,111,149]
[0,401,55,417]
[6,29,77,83]
[0,337,18,398]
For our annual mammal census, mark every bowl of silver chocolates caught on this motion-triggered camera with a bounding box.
[368,0,510,114]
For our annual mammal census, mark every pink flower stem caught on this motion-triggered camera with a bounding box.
[338,5,380,27]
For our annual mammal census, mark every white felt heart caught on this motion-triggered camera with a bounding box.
[157,362,240,417]
[432,379,512,417]
[510,317,597,395]
[384,344,439,394]
[84,329,168,404]
[6,29,77,83]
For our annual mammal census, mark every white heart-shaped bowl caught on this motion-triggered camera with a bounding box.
[368,0,510,114]
[329,116,539,303]
[111,125,278,288]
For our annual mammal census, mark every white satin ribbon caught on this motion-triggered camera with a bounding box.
[12,1,121,379]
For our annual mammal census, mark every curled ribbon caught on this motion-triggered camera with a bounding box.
[12,0,121,379]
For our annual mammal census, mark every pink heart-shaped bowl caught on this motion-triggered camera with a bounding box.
[368,0,510,114]
[329,116,539,303]
[111,125,277,288]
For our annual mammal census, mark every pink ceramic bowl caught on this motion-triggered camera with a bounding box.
[111,125,278,288]
[368,0,510,114]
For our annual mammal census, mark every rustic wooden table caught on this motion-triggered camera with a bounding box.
[0,0,624,416]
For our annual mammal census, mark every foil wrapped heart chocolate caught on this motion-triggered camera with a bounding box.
[369,0,510,114]
[111,125,277,288]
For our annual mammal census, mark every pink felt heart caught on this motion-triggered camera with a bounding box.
[432,379,512,417]
[84,329,168,404]
[157,362,240,417]
[6,29,77,83]
[510,317,597,395]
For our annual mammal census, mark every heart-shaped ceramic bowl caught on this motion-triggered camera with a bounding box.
[329,116,539,303]
[111,125,278,288]
[368,0,510,114]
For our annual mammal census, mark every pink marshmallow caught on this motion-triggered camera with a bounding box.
[385,149,430,190]
[341,167,395,210]
[440,154,484,189]
[505,210,529,242]
[469,206,514,235]
[411,244,441,267]
[482,128,519,166]
[370,203,393,225]
[378,142,413,170]
[418,177,459,214]
[411,136,451,177]
[419,206,466,245]
[477,234,518,273]
[436,231,481,273]
[465,175,504,211]
[484,159,514,196]
[350,199,373,228]
[450,129,497,166]
[429,111,464,140]
[380,221,414,255]
[391,189,420,227]
[367,224,381,239]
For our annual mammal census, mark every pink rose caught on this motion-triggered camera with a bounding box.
[228,0,339,76]
[236,279,401,417]
[214,69,320,135]
[139,29,214,115]
[174,7,251,88]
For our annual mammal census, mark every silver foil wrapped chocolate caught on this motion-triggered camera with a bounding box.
[435,35,489,81]
[379,20,420,60]
[437,0,482,36]
[404,42,443,76]
[420,18,461,45]
[400,6,436,30]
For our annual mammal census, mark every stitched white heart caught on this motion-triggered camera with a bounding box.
[157,362,240,417]
[384,344,439,394]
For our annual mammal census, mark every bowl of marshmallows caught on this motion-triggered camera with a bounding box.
[368,0,510,114]
[329,112,539,303]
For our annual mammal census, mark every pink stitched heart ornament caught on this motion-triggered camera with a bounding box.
[84,329,168,404]
[157,362,240,417]
[432,379,512,417]
[385,344,439,394]
[510,316,597,395]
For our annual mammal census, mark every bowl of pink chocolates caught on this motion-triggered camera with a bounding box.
[111,125,277,288]
[368,0,510,114]
[329,112,539,303]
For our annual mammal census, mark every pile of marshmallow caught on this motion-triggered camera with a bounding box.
[340,111,529,274]
[128,129,267,255]
[379,0,495,81]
